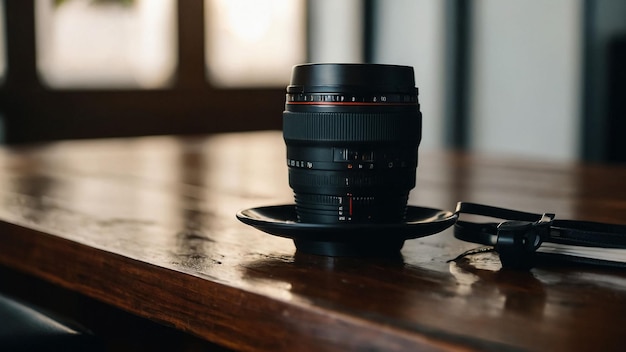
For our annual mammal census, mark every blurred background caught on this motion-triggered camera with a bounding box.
[0,0,624,162]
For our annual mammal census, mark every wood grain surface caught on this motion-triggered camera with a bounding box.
[1,131,625,351]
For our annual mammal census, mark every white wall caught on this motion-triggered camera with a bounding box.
[469,0,582,160]
[308,0,364,63]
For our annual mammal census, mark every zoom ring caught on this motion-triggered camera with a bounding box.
[283,111,420,142]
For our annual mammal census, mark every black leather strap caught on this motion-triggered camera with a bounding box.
[453,202,626,269]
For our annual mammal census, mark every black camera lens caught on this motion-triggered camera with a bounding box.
[283,63,422,224]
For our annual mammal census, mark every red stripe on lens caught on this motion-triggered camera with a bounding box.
[286,102,417,106]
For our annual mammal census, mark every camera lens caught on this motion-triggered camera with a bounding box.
[283,63,422,224]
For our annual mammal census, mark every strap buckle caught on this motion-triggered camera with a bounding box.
[495,213,553,269]
[454,202,626,269]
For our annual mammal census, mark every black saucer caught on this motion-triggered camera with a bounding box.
[236,205,457,256]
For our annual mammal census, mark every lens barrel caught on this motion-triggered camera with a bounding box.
[283,63,422,224]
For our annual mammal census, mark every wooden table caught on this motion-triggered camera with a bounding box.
[1,131,625,351]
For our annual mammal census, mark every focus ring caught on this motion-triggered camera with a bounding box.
[283,111,420,142]
[289,168,416,190]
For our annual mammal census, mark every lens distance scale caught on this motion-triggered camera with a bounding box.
[286,93,418,105]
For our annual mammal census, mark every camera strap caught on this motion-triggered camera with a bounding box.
[452,202,626,269]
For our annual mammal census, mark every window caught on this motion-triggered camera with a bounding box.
[35,0,177,88]
[204,0,306,87]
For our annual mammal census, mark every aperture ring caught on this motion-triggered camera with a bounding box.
[283,111,421,142]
